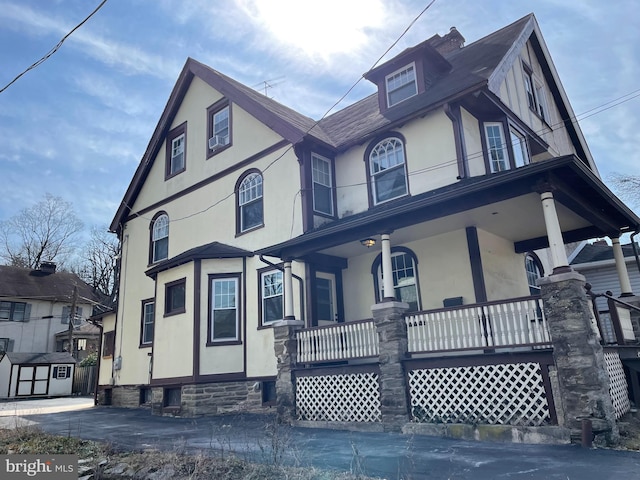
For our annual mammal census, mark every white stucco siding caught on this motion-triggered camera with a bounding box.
[0,299,92,353]
[334,144,369,219]
[478,229,530,301]
[461,107,485,177]
[153,264,194,379]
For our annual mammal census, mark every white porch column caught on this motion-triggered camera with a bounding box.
[283,260,295,319]
[611,237,633,296]
[540,191,570,273]
[381,233,395,301]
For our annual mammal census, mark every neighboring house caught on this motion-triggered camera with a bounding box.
[103,14,639,441]
[0,263,101,356]
[0,352,76,398]
[570,240,640,340]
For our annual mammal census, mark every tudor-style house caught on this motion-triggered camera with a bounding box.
[103,14,639,442]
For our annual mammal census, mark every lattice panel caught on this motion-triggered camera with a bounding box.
[409,362,551,426]
[604,351,631,419]
[296,372,381,422]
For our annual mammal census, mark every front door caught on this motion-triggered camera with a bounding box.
[315,272,338,326]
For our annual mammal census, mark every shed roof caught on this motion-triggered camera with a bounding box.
[3,352,76,365]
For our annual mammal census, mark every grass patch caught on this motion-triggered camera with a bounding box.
[0,426,379,479]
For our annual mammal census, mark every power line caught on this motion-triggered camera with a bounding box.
[0,0,109,94]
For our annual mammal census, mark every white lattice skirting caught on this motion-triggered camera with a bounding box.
[296,372,381,422]
[408,362,551,426]
[604,351,631,419]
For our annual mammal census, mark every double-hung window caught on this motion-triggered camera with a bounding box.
[378,251,420,312]
[238,172,263,232]
[151,213,169,263]
[207,101,231,156]
[386,64,417,107]
[210,277,239,342]
[261,270,283,325]
[0,301,29,322]
[141,300,154,346]
[525,253,543,295]
[166,123,186,178]
[484,123,509,172]
[369,137,408,204]
[523,63,549,122]
[311,154,333,216]
[213,106,229,146]
[61,306,83,325]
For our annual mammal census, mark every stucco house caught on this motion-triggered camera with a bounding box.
[103,14,640,443]
[0,263,101,357]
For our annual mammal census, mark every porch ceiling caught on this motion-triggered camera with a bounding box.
[258,155,640,260]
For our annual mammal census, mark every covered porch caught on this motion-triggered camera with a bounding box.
[260,156,640,443]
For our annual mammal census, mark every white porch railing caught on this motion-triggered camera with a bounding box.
[405,296,551,353]
[297,319,379,363]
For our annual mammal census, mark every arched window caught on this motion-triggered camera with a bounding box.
[525,252,543,295]
[371,247,420,312]
[369,137,408,205]
[237,171,263,233]
[151,213,169,263]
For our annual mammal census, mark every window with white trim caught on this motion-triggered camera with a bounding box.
[170,134,184,174]
[238,172,263,232]
[261,270,283,325]
[510,128,529,167]
[213,106,230,146]
[151,213,169,263]
[312,154,333,216]
[61,306,83,325]
[141,300,154,346]
[525,253,543,295]
[386,64,417,107]
[370,137,408,204]
[0,301,29,322]
[53,365,71,379]
[210,277,239,341]
[484,123,509,172]
[376,251,420,312]
[534,79,548,122]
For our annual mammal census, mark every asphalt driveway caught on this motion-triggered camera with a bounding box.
[5,399,640,479]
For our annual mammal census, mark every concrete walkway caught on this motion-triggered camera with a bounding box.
[3,399,640,479]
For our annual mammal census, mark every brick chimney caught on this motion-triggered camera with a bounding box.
[39,261,57,274]
[432,27,465,55]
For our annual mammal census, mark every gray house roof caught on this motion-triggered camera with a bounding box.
[571,242,638,265]
[0,265,100,304]
[2,352,76,365]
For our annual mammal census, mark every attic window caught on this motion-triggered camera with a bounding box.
[386,64,417,107]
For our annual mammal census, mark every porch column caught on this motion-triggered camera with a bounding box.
[273,319,304,423]
[283,260,295,320]
[381,233,395,301]
[540,192,570,273]
[371,300,410,432]
[611,237,633,296]
[538,272,618,445]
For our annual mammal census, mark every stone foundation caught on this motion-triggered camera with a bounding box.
[97,385,141,408]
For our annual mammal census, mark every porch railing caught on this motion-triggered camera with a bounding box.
[297,319,378,364]
[405,296,551,353]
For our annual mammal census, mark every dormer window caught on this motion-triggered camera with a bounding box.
[386,64,417,107]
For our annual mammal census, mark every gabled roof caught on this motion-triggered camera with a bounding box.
[2,352,76,365]
[0,266,99,304]
[145,241,253,278]
[111,13,593,230]
[570,242,638,265]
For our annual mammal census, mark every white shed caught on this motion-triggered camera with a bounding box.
[0,352,76,398]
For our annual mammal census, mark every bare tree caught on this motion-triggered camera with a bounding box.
[0,193,84,268]
[73,227,120,299]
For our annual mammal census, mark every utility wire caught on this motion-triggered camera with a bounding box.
[0,0,108,94]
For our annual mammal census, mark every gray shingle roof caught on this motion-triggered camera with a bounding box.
[571,243,638,265]
[0,266,100,303]
[3,352,76,365]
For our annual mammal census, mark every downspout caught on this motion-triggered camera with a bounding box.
[259,255,305,324]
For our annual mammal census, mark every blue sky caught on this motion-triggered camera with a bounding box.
[1,0,639,232]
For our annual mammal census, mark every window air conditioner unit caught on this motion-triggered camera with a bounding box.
[208,135,227,150]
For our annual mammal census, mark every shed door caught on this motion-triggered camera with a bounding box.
[16,365,50,396]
